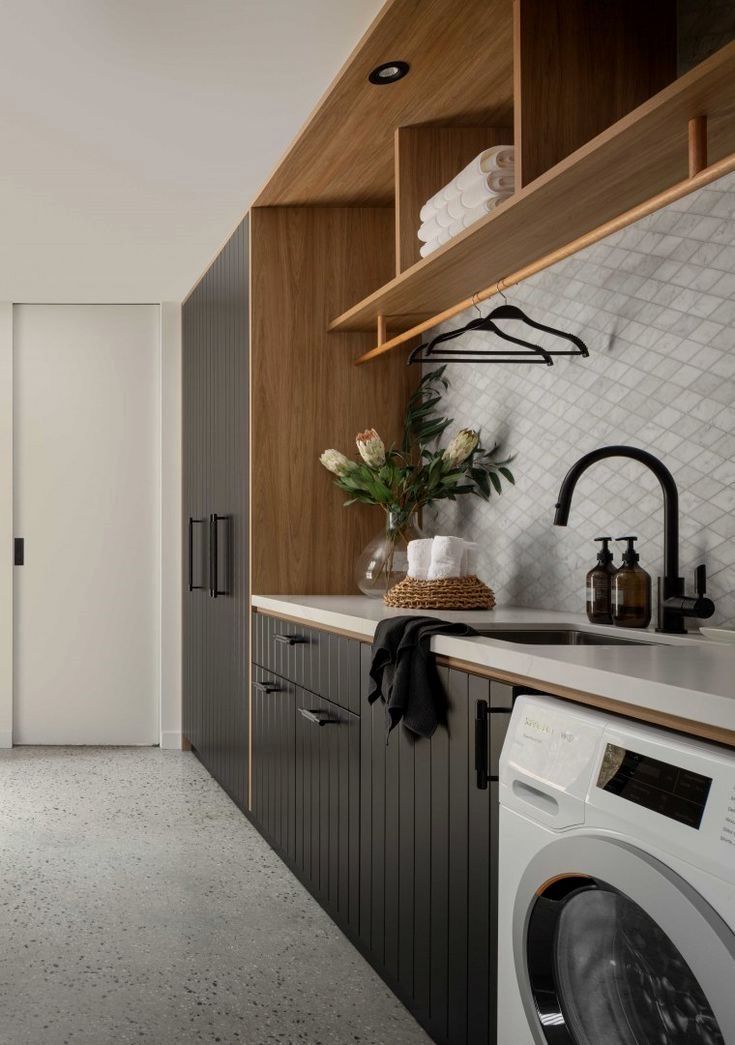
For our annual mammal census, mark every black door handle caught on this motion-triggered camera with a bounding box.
[298,708,340,726]
[188,518,206,592]
[210,514,232,598]
[273,633,307,646]
[253,681,282,694]
[475,700,489,790]
[14,538,24,566]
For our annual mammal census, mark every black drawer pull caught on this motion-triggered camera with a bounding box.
[253,681,282,694]
[475,700,489,790]
[298,708,340,727]
[274,633,308,646]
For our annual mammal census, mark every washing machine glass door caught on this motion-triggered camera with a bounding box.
[515,837,735,1045]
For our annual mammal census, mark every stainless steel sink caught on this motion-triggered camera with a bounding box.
[474,628,655,647]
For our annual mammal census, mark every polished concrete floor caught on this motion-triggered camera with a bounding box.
[0,747,430,1045]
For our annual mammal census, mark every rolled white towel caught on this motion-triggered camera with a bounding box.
[460,171,515,210]
[407,538,433,580]
[434,205,455,230]
[419,239,439,258]
[419,146,514,222]
[458,194,512,227]
[427,535,466,581]
[461,542,478,577]
[417,214,443,243]
[450,146,515,194]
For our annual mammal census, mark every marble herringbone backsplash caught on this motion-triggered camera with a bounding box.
[428,171,735,627]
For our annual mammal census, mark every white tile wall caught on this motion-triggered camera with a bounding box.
[427,172,735,627]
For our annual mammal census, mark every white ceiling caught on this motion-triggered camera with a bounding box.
[0,0,382,302]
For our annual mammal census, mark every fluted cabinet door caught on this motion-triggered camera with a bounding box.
[182,215,249,809]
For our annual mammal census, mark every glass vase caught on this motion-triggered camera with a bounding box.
[355,511,426,598]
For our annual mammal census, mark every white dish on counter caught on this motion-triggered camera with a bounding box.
[700,627,735,645]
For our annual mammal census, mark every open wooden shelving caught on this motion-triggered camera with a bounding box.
[329,41,735,348]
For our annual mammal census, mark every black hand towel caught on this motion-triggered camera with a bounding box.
[368,615,478,739]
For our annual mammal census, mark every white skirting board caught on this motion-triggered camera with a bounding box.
[160,731,185,751]
[0,730,12,749]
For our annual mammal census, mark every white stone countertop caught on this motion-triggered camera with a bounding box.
[251,595,735,736]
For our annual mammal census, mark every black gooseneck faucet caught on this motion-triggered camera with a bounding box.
[553,445,715,634]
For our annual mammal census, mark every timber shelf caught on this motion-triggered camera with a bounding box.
[329,41,735,344]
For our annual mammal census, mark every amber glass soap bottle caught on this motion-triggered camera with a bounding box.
[586,537,617,624]
[612,536,651,628]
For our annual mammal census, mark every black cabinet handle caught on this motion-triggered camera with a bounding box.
[188,518,206,592]
[475,700,489,790]
[274,633,307,646]
[210,514,232,598]
[253,681,282,694]
[298,707,340,727]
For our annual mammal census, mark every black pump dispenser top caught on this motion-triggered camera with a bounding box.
[594,537,614,565]
[617,536,640,566]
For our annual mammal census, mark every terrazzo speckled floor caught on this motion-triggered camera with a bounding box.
[0,747,431,1045]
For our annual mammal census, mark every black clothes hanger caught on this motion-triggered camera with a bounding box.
[408,312,554,366]
[482,302,589,358]
[407,292,589,366]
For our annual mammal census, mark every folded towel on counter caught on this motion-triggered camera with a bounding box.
[368,616,478,738]
[428,535,467,580]
[407,538,433,580]
[462,541,478,576]
[419,146,515,221]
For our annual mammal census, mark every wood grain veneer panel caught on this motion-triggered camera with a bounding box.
[250,207,416,594]
[394,126,513,273]
[514,0,677,187]
[254,0,514,206]
[329,42,735,333]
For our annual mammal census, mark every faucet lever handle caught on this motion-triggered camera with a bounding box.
[695,563,707,597]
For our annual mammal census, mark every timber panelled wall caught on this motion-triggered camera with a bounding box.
[182,216,249,807]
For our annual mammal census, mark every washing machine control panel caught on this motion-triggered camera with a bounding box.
[597,743,712,829]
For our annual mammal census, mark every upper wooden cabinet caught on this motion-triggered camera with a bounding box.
[249,0,735,362]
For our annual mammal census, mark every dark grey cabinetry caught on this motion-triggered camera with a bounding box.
[182,216,249,808]
[250,612,510,1045]
[359,648,510,1045]
[294,692,360,932]
[250,612,362,933]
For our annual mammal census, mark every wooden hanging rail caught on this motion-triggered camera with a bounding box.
[354,135,734,366]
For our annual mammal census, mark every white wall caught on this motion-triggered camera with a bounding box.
[160,302,182,749]
[0,304,12,747]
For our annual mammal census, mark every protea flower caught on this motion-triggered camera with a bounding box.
[356,428,385,469]
[443,428,479,469]
[320,449,354,476]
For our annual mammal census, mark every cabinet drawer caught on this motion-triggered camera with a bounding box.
[251,667,296,860]
[294,691,360,933]
[252,611,361,715]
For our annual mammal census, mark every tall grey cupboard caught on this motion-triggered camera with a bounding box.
[182,216,250,807]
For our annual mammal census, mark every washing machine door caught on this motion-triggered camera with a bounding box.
[513,835,735,1045]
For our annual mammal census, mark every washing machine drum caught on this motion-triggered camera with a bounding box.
[514,837,735,1045]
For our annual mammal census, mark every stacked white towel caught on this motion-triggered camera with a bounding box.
[417,146,515,258]
[407,537,479,581]
[406,538,433,581]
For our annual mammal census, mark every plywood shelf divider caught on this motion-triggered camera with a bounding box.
[326,41,735,362]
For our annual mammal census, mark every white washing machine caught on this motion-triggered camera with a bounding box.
[497,694,735,1045]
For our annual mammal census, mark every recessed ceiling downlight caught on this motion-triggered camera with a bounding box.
[368,60,410,85]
